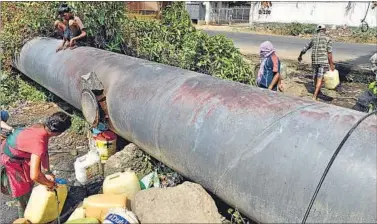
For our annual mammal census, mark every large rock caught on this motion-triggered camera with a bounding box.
[132,181,222,223]
[104,143,152,178]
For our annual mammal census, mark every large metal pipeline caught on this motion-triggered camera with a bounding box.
[14,38,376,223]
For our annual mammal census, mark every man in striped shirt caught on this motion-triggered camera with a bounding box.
[298,24,335,101]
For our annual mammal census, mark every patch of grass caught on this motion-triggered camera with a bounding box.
[247,22,377,44]
[248,22,316,36]
[70,111,89,135]
[227,208,249,224]
[0,71,51,107]
[18,77,48,102]
[349,27,377,44]
[285,22,317,36]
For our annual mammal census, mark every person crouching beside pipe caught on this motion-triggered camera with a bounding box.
[256,41,284,92]
[0,112,71,218]
[55,3,87,52]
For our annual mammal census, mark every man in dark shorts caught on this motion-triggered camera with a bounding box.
[55,4,87,52]
[298,24,335,101]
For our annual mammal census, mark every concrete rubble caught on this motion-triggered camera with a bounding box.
[104,143,152,178]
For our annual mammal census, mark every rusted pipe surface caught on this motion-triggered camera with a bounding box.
[14,38,377,223]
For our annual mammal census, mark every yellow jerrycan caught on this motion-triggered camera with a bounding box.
[65,217,99,224]
[12,218,31,224]
[324,69,340,90]
[24,183,68,223]
[83,194,127,221]
[94,131,117,163]
[67,202,85,221]
[103,171,141,202]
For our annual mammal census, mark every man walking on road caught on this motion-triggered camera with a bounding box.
[298,24,335,101]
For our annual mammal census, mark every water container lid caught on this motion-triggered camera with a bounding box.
[92,128,102,135]
[95,131,117,141]
[55,178,67,185]
[97,122,108,131]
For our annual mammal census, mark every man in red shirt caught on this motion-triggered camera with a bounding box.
[0,112,71,218]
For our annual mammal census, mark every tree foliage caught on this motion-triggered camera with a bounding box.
[1,2,60,70]
[123,2,254,84]
[68,2,126,51]
[1,1,254,106]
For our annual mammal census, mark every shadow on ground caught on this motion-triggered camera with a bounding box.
[295,80,335,102]
[336,53,375,83]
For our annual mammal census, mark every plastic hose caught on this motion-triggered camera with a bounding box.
[302,109,377,223]
[54,189,61,224]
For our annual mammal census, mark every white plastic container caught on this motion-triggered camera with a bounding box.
[103,171,141,202]
[24,184,68,223]
[74,150,103,185]
[324,69,340,90]
[103,208,139,224]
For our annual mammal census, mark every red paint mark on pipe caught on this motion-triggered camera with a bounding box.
[171,77,309,124]
[300,109,377,132]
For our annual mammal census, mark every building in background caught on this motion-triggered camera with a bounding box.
[127,1,160,14]
[186,1,377,28]
[185,2,206,24]
[186,1,251,25]
[126,1,172,19]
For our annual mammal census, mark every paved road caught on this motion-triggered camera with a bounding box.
[203,29,377,68]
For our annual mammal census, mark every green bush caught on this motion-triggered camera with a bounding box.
[0,2,127,106]
[0,72,51,106]
[1,2,254,109]
[70,111,89,134]
[0,2,59,71]
[68,2,126,52]
[350,27,377,43]
[0,2,126,66]
[123,2,254,84]
[285,22,317,36]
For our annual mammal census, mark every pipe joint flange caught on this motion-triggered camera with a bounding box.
[80,72,105,127]
[81,89,100,127]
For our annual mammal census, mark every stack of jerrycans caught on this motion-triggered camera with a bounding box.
[88,123,117,163]
[75,122,117,185]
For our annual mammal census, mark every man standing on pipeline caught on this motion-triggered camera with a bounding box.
[55,3,87,51]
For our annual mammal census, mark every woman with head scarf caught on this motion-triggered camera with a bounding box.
[257,41,283,91]
[0,112,71,218]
